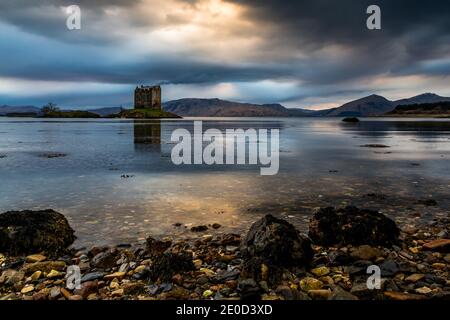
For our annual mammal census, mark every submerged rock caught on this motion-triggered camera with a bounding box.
[0,209,75,256]
[309,206,399,247]
[342,117,360,123]
[241,214,313,267]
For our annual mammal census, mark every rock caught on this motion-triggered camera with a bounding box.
[203,289,214,298]
[211,269,240,284]
[416,199,438,206]
[380,259,399,277]
[308,289,332,300]
[33,289,49,300]
[238,278,260,300]
[21,261,66,275]
[26,254,47,263]
[360,144,390,148]
[405,274,425,283]
[193,259,203,269]
[0,269,25,286]
[20,285,34,294]
[91,251,118,269]
[60,288,71,299]
[212,223,221,229]
[145,236,171,257]
[68,295,83,300]
[0,209,75,256]
[299,277,323,291]
[240,257,283,286]
[160,286,190,299]
[415,287,432,295]
[49,286,61,299]
[191,225,208,232]
[350,245,383,261]
[422,239,450,253]
[46,269,62,278]
[384,291,426,300]
[81,272,106,283]
[241,214,313,267]
[328,250,352,266]
[350,282,380,299]
[444,254,450,263]
[122,283,146,295]
[39,152,67,158]
[310,266,330,277]
[104,272,126,281]
[111,289,124,297]
[148,252,195,282]
[74,280,98,299]
[30,271,42,281]
[342,117,360,123]
[431,263,446,270]
[309,206,399,247]
[329,286,359,300]
[276,285,295,300]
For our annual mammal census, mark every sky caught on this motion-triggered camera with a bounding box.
[0,0,450,110]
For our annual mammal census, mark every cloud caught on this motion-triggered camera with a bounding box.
[0,0,449,108]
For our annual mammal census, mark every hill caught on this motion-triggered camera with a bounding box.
[163,98,312,117]
[0,105,40,116]
[323,95,394,117]
[387,101,450,116]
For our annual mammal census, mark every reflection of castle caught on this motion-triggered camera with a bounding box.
[134,85,161,110]
[133,120,161,145]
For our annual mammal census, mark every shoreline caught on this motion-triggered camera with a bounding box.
[1,206,448,301]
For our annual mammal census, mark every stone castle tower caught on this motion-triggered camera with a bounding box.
[134,85,161,110]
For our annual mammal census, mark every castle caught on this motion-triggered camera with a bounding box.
[134,85,161,110]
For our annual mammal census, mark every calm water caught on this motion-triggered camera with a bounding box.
[0,117,449,247]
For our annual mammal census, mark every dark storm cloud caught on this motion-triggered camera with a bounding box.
[0,0,450,107]
[226,0,450,82]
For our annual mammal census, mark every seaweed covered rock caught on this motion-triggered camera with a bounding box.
[241,214,313,267]
[309,206,399,247]
[148,252,195,282]
[0,209,75,256]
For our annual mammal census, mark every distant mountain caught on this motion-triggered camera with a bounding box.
[388,101,450,116]
[323,95,395,117]
[394,93,450,106]
[0,105,40,115]
[163,98,312,117]
[87,107,124,117]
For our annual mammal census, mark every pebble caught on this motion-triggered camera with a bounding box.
[415,287,432,295]
[308,289,332,300]
[422,239,450,252]
[46,270,62,278]
[203,289,214,298]
[81,272,106,282]
[104,271,126,280]
[26,254,47,263]
[21,285,35,294]
[30,271,42,281]
[310,266,330,277]
[350,245,382,261]
[405,274,425,283]
[299,277,323,291]
[111,289,124,297]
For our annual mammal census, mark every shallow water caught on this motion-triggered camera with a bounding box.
[0,117,449,247]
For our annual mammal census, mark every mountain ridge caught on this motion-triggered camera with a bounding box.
[2,93,450,117]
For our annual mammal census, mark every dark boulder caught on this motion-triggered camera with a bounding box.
[148,252,195,282]
[309,206,399,247]
[146,237,171,257]
[0,209,75,256]
[241,214,313,267]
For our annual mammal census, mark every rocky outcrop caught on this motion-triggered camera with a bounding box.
[0,209,75,256]
[239,215,313,297]
[241,214,313,267]
[309,206,399,247]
